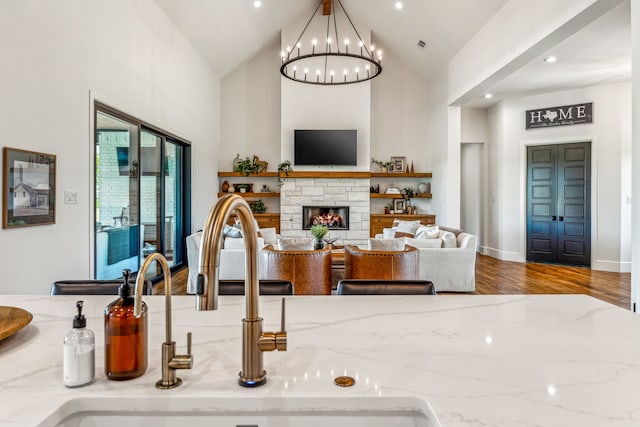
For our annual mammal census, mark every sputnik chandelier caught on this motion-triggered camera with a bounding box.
[280,0,383,85]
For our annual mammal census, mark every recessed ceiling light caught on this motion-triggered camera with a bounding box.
[253,0,262,8]
[483,93,493,99]
[544,56,557,63]
[395,2,403,10]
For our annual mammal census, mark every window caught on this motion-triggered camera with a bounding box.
[94,103,191,280]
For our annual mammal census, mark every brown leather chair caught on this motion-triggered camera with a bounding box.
[337,279,436,295]
[50,280,153,295]
[261,245,332,295]
[344,245,418,280]
[218,280,294,296]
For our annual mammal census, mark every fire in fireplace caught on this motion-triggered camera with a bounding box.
[302,206,349,230]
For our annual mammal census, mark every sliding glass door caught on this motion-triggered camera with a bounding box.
[95,104,190,280]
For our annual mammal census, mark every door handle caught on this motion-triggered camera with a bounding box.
[559,216,564,221]
[552,216,557,221]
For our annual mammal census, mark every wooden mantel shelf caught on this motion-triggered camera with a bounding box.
[218,171,431,179]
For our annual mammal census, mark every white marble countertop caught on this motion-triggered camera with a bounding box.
[0,294,639,426]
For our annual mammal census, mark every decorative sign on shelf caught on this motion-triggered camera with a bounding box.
[525,102,592,130]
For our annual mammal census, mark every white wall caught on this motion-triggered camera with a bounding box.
[485,82,631,271]
[219,34,281,171]
[0,0,219,294]
[632,0,640,311]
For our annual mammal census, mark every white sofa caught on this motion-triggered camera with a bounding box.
[411,232,477,292]
[375,229,478,292]
[186,231,271,294]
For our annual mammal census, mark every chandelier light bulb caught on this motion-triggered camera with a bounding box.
[316,69,321,75]
[343,69,348,75]
[330,70,335,76]
[253,0,262,8]
[286,46,291,53]
[370,44,375,51]
[296,42,301,48]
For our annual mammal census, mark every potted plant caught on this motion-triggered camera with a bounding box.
[249,199,266,214]
[237,157,258,176]
[237,184,248,193]
[277,160,292,186]
[371,158,393,173]
[310,224,329,249]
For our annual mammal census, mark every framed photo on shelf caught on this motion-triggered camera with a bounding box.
[393,198,405,213]
[3,147,56,229]
[391,156,407,173]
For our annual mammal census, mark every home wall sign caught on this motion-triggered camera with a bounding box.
[525,102,592,130]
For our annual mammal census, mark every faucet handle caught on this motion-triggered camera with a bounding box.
[258,298,287,352]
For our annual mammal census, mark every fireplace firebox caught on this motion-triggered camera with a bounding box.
[302,206,349,230]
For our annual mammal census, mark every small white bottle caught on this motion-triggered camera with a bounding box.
[63,300,95,388]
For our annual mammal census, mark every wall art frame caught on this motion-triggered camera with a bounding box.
[3,147,56,229]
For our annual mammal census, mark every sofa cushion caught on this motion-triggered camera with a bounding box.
[392,219,421,237]
[224,236,265,249]
[405,237,442,249]
[382,227,397,239]
[368,238,406,251]
[259,227,277,245]
[277,237,315,251]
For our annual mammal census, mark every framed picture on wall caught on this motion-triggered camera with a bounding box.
[391,156,407,173]
[3,147,56,229]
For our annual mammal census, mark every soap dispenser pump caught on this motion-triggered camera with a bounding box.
[63,300,95,387]
[104,269,148,380]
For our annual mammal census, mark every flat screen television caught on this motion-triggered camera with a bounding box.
[294,129,357,166]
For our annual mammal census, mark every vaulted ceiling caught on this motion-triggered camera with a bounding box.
[155,0,631,107]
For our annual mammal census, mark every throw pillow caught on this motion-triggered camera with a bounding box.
[277,237,315,251]
[391,219,421,237]
[368,238,406,251]
[382,227,397,239]
[440,231,457,248]
[415,224,439,239]
[259,227,277,245]
[439,226,463,236]
[404,237,442,249]
[223,224,243,238]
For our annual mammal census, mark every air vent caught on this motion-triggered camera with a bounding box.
[417,40,427,50]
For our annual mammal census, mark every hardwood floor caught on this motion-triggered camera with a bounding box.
[471,254,630,309]
[159,254,631,310]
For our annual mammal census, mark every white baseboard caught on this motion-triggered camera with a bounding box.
[478,245,524,263]
[479,245,631,273]
[592,259,631,273]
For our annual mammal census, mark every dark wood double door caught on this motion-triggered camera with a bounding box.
[527,142,591,266]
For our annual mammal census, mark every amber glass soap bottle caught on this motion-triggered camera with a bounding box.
[104,269,148,380]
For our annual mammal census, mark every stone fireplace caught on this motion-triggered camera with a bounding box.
[302,206,349,230]
[279,177,370,246]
